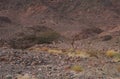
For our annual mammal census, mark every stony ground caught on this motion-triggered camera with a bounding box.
[0,0,120,79]
[0,47,120,79]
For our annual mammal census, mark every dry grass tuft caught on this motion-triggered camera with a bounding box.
[48,49,63,54]
[105,50,120,62]
[67,49,90,58]
[16,74,37,79]
[117,66,120,72]
[86,50,101,58]
[106,50,119,57]
[112,53,120,62]
[28,46,49,52]
[70,65,83,72]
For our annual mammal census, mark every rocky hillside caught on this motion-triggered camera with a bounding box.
[0,1,120,79]
[0,0,120,49]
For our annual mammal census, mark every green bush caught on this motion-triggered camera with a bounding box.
[9,26,60,49]
[36,31,60,44]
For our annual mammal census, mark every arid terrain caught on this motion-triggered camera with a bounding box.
[0,0,120,79]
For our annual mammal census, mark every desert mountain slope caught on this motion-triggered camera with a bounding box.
[0,0,120,49]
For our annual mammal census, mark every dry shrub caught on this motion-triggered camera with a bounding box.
[117,66,120,72]
[48,49,63,54]
[86,50,103,58]
[16,74,37,79]
[70,65,83,72]
[67,49,90,58]
[112,53,120,62]
[106,50,119,57]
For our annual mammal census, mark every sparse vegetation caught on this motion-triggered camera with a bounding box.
[36,31,60,44]
[16,74,37,79]
[106,50,119,57]
[9,26,60,49]
[87,50,103,58]
[112,53,120,62]
[105,50,120,62]
[117,66,120,72]
[48,49,63,54]
[69,27,103,51]
[67,49,90,58]
[70,33,80,50]
[70,65,83,72]
[0,0,120,79]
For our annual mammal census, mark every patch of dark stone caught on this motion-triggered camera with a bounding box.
[0,16,12,24]
[101,35,112,41]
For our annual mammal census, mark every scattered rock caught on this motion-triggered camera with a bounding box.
[0,16,12,24]
[5,75,12,79]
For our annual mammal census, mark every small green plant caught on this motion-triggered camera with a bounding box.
[9,26,60,49]
[112,53,120,62]
[105,50,120,62]
[70,65,83,72]
[36,31,60,44]
[113,53,120,58]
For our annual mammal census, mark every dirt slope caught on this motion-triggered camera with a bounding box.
[0,0,120,49]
